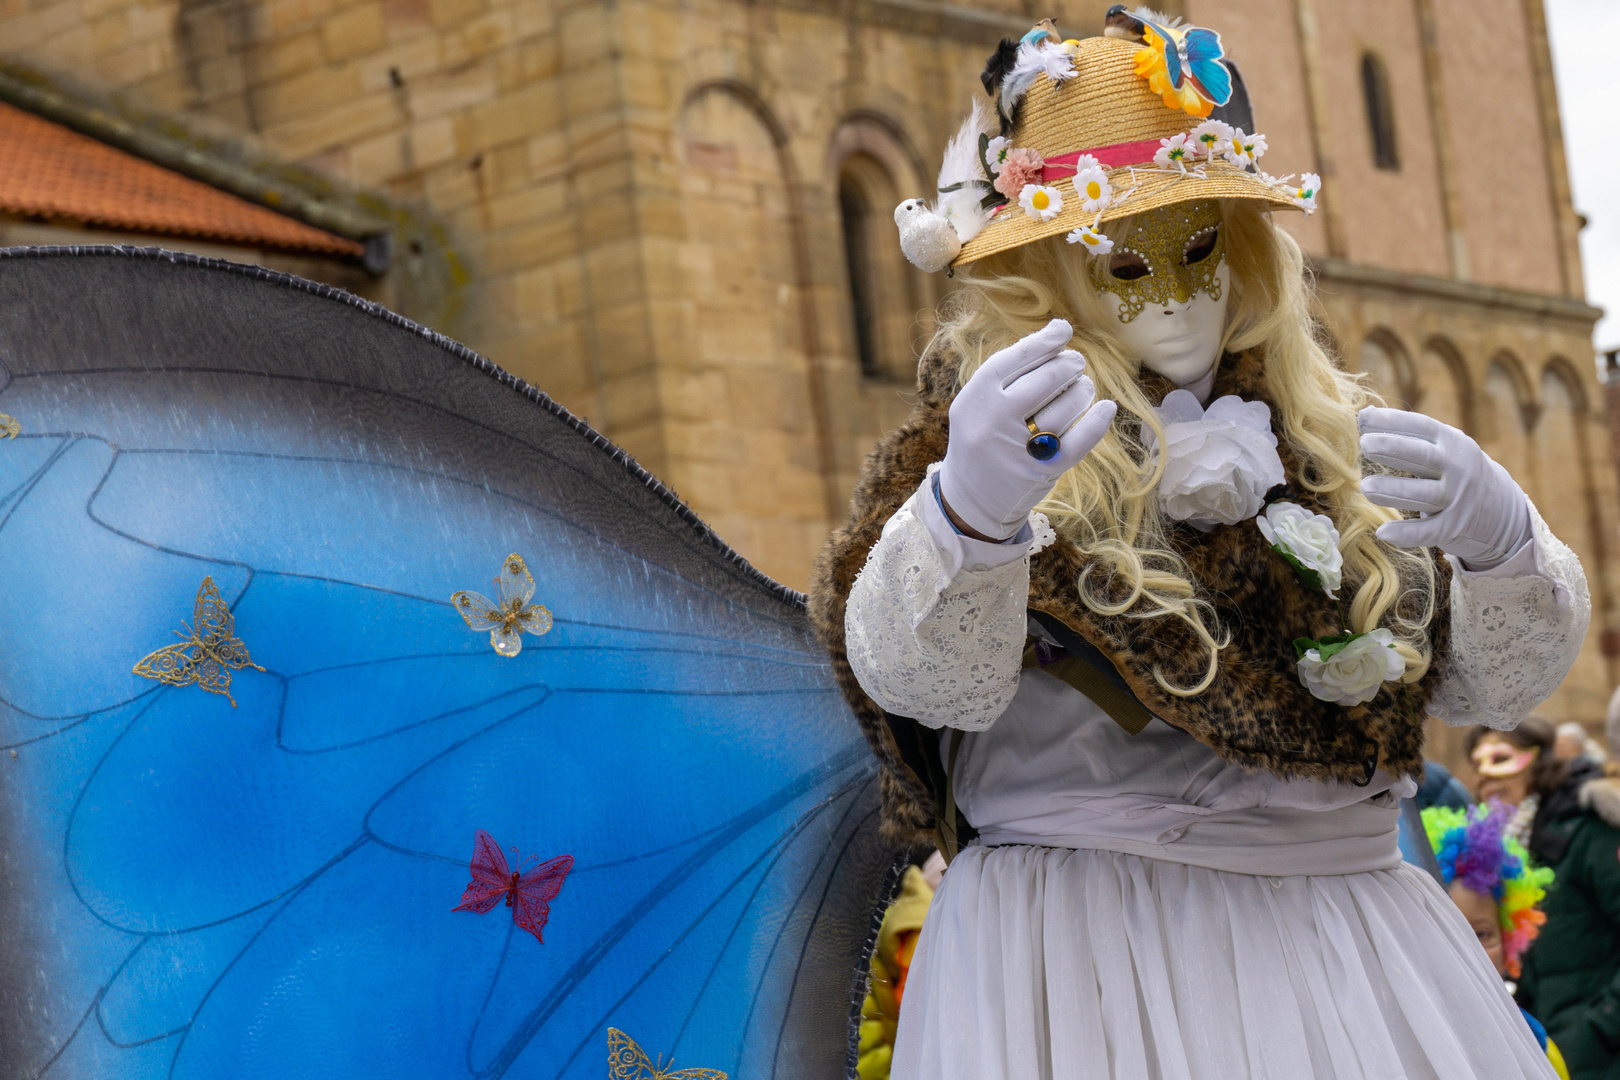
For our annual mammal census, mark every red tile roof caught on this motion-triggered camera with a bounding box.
[0,100,364,257]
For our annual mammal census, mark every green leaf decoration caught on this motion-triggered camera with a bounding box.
[1315,635,1357,660]
[1273,545,1323,593]
[1293,631,1362,662]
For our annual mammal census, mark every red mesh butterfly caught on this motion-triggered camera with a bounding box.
[451,829,574,944]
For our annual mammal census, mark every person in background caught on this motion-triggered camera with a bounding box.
[1423,802,1567,1078]
[1468,717,1598,856]
[1608,686,1620,778]
[1475,718,1620,1078]
[857,850,946,1079]
[1555,722,1609,769]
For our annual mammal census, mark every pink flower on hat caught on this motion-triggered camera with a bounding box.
[992,148,1046,199]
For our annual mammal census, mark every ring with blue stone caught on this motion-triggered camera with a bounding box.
[1025,419,1061,461]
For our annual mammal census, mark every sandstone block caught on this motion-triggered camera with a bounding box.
[321,0,385,61]
[463,78,561,150]
[425,0,481,29]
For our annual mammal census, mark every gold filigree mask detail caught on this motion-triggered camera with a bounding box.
[1090,200,1226,324]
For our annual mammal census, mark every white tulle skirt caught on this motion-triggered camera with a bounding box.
[892,845,1555,1080]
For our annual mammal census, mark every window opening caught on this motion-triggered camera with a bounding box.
[1361,52,1399,171]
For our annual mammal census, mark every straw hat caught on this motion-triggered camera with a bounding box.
[894,26,1320,273]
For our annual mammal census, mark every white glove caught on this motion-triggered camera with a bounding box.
[938,319,1118,540]
[1358,406,1532,570]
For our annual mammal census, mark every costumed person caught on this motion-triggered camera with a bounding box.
[1489,729,1620,1079]
[1422,802,1568,1079]
[809,11,1591,1079]
[1467,718,1603,858]
[857,851,947,1079]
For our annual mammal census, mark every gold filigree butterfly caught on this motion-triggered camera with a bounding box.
[0,413,17,439]
[451,553,553,657]
[607,1028,727,1080]
[132,576,265,707]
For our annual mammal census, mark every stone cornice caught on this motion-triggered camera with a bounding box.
[860,0,1026,38]
[1311,256,1604,326]
[767,0,1027,42]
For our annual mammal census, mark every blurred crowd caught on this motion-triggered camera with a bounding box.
[1435,705,1620,1080]
[856,703,1620,1080]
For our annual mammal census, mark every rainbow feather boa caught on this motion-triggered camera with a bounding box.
[1422,802,1555,978]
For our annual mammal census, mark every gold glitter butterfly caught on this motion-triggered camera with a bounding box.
[607,1028,727,1080]
[451,553,553,657]
[133,576,265,707]
[0,413,17,439]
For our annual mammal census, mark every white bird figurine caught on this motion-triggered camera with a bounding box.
[895,199,961,273]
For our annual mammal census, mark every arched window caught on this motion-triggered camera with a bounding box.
[1415,336,1472,432]
[1481,355,1533,484]
[1360,52,1399,171]
[1357,329,1413,408]
[837,152,922,381]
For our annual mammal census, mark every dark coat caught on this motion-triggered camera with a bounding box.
[1518,769,1620,1080]
[807,345,1453,844]
[1417,760,1473,811]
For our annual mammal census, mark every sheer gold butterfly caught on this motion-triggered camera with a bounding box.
[0,413,18,439]
[607,1028,727,1080]
[451,553,553,657]
[132,576,265,707]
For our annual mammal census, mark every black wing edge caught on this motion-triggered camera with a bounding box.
[0,243,807,609]
[841,851,910,1080]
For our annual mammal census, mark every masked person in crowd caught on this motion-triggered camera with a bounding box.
[1477,720,1620,1079]
[811,13,1589,1078]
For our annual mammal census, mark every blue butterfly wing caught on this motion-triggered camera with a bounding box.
[1140,18,1183,88]
[1183,27,1233,106]
[0,249,895,1080]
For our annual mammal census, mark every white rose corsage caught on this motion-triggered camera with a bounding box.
[1257,501,1343,596]
[1261,501,1403,705]
[1294,628,1403,707]
[1143,390,1286,530]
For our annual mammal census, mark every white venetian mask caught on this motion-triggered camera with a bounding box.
[1094,201,1231,389]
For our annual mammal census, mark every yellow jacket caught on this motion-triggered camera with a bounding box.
[856,866,936,1079]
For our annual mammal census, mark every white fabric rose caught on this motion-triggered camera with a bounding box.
[1297,628,1404,706]
[1143,390,1286,530]
[1257,501,1343,595]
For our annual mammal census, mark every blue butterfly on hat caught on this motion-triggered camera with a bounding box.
[1105,5,1233,113]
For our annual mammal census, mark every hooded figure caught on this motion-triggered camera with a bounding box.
[808,13,1590,1079]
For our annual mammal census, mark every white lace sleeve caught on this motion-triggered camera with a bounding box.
[1428,500,1591,729]
[843,469,1051,730]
